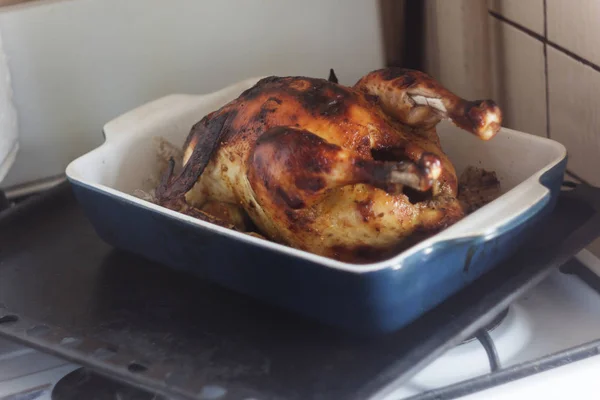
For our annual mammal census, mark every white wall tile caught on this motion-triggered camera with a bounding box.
[0,0,384,187]
[489,17,547,137]
[489,0,544,36]
[547,0,600,67]
[547,47,600,186]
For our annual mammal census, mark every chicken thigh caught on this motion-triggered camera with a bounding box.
[155,68,502,262]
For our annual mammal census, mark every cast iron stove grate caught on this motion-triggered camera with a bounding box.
[0,181,599,400]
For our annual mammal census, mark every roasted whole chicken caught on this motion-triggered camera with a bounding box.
[155,68,502,262]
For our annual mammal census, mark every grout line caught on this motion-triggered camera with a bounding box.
[546,40,600,74]
[489,11,600,74]
[489,10,544,41]
[543,0,550,139]
[543,0,548,39]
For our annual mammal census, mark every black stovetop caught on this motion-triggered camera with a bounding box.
[1,182,599,400]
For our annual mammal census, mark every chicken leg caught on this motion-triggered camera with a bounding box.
[249,126,442,209]
[355,68,502,140]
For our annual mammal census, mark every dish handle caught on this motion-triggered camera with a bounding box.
[432,175,556,244]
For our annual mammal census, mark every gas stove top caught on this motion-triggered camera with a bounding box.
[387,254,600,399]
[1,181,600,399]
[1,258,599,400]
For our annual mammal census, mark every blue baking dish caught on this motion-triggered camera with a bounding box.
[66,78,567,336]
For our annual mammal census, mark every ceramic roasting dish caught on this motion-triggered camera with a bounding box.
[66,77,567,335]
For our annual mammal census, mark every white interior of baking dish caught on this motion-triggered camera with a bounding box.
[66,77,567,272]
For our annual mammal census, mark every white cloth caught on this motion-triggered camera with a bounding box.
[0,29,18,184]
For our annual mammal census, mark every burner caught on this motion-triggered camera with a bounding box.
[51,367,164,400]
[393,305,532,395]
[461,308,510,344]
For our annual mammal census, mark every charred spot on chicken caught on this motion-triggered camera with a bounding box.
[153,68,503,263]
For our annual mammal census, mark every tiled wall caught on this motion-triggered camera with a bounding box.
[489,0,600,255]
[489,0,600,186]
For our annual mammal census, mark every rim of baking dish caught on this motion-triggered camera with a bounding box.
[66,79,567,274]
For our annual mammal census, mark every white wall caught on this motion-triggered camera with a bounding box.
[0,0,384,186]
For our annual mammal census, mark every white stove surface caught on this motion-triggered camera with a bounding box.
[1,252,600,400]
[378,250,600,399]
[459,355,600,400]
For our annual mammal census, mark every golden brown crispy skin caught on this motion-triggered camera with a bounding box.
[155,68,502,263]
